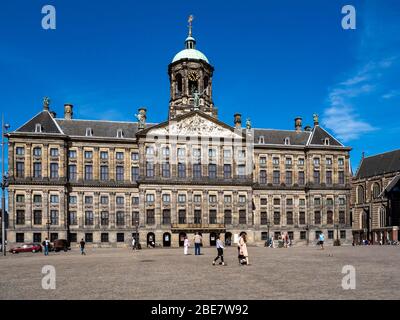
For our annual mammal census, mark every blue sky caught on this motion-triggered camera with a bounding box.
[0,0,399,172]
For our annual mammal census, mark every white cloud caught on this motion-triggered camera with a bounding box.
[382,90,400,99]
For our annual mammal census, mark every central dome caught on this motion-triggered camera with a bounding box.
[172,48,209,63]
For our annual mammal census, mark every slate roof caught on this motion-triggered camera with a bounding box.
[356,149,400,179]
[253,129,310,146]
[16,111,63,134]
[309,126,342,146]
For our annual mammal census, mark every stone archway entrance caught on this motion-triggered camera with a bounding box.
[178,232,186,247]
[225,232,232,246]
[147,232,155,248]
[210,232,217,246]
[163,232,171,247]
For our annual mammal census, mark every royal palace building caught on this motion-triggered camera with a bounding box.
[352,150,400,244]
[5,20,353,247]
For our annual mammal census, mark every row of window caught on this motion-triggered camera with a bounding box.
[262,230,347,241]
[356,183,382,204]
[259,170,345,185]
[259,156,345,166]
[260,211,346,225]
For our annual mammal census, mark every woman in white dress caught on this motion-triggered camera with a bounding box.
[184,236,189,255]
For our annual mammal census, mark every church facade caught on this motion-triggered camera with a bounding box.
[6,21,353,247]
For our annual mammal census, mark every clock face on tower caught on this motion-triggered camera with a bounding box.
[188,71,200,81]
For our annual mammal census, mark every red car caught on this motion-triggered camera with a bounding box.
[9,243,42,254]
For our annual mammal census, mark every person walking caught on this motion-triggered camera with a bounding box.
[237,232,244,264]
[80,238,86,255]
[239,233,249,265]
[184,236,190,255]
[212,234,225,266]
[132,237,136,251]
[194,232,202,255]
[318,232,325,250]
[42,237,50,256]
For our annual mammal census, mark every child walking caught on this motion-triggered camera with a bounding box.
[212,234,225,266]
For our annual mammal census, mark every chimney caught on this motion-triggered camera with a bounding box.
[234,113,242,129]
[313,113,319,127]
[137,107,147,130]
[64,104,73,120]
[304,125,312,132]
[295,117,302,132]
[49,111,56,118]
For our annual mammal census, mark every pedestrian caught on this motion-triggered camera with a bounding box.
[237,232,244,265]
[132,237,136,250]
[184,236,189,255]
[42,237,50,256]
[80,238,86,255]
[318,232,325,250]
[212,234,225,266]
[239,232,250,265]
[194,232,202,255]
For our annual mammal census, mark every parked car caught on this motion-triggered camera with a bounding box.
[53,239,71,252]
[9,243,42,254]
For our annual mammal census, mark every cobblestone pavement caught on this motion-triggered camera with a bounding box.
[0,245,399,300]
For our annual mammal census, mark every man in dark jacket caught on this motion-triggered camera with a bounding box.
[80,239,86,255]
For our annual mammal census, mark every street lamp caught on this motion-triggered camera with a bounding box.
[135,219,139,250]
[334,223,341,246]
[46,220,51,240]
[1,116,10,256]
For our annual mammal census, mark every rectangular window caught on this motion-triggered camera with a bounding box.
[178,194,186,203]
[224,195,231,203]
[273,211,280,225]
[69,211,77,225]
[273,171,280,185]
[272,157,279,165]
[116,152,124,160]
[50,148,59,157]
[33,210,42,225]
[101,233,109,243]
[33,233,42,243]
[84,151,93,159]
[69,150,77,158]
[194,210,202,224]
[260,198,267,205]
[208,148,216,158]
[85,233,93,243]
[286,212,293,225]
[162,147,170,157]
[239,210,246,224]
[340,230,346,239]
[146,146,154,156]
[69,233,77,243]
[146,161,154,177]
[209,195,217,203]
[16,162,25,178]
[162,194,171,203]
[101,211,109,226]
[69,196,77,204]
[16,194,25,203]
[328,230,334,239]
[237,165,246,178]
[116,212,125,226]
[194,195,201,203]
[85,165,93,180]
[209,210,217,224]
[285,171,292,185]
[259,156,267,164]
[85,196,93,205]
[223,149,231,159]
[224,210,232,225]
[100,196,109,205]
[299,212,306,225]
[260,212,268,225]
[339,198,346,205]
[68,165,77,181]
[33,162,41,178]
[193,164,202,178]
[223,164,231,179]
[298,158,304,166]
[338,158,344,166]
[162,209,171,225]
[260,170,267,184]
[146,194,155,203]
[326,171,332,185]
[299,199,305,206]
[50,163,59,179]
[131,167,139,181]
[16,233,24,243]
[286,198,293,206]
[100,166,109,181]
[314,211,321,224]
[327,198,334,206]
[132,197,139,205]
[100,151,108,160]
[50,195,59,203]
[239,195,246,203]
[33,147,42,156]
[314,198,321,206]
[131,152,139,161]
[313,170,320,185]
[16,147,25,155]
[50,210,59,225]
[178,163,186,178]
[33,194,42,203]
[339,211,346,224]
[85,211,94,225]
[208,164,217,179]
[178,210,186,224]
[326,158,333,165]
[116,196,124,205]
[313,158,320,166]
[298,171,305,185]
[177,148,185,157]
[238,150,246,158]
[132,212,139,225]
[327,211,334,224]
[338,171,345,184]
[192,148,201,159]
[285,158,292,165]
[300,231,306,240]
[116,166,124,181]
[273,198,280,206]
[162,162,170,178]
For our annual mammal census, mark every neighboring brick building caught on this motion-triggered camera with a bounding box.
[5,20,352,247]
[352,150,400,244]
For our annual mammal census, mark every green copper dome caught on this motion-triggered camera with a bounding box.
[172,48,209,63]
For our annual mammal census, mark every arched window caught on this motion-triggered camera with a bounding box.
[372,183,380,199]
[379,207,386,228]
[203,76,209,95]
[324,138,330,145]
[284,137,290,145]
[360,211,368,229]
[357,185,365,204]
[116,129,124,138]
[258,136,265,144]
[175,74,183,96]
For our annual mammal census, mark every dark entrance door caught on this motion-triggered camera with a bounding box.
[163,232,171,247]
[225,232,232,246]
[147,232,155,247]
[210,232,217,246]
[179,232,186,247]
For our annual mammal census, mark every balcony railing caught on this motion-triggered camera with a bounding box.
[171,223,225,229]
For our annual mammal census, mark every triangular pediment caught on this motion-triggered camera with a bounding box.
[139,111,243,139]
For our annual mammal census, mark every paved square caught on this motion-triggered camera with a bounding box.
[0,245,399,300]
